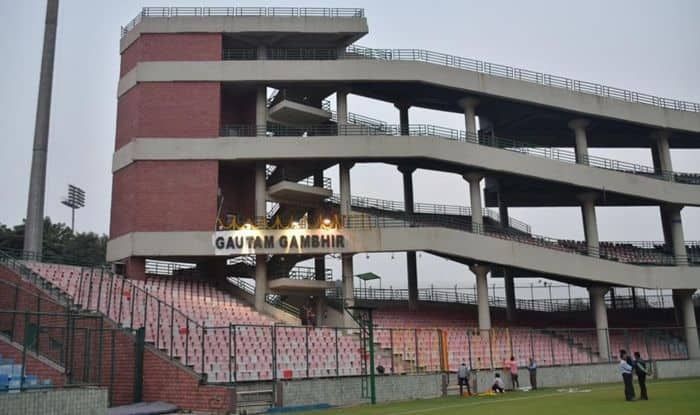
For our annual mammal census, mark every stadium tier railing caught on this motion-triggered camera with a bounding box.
[0,279,123,396]
[218,123,700,185]
[2,254,692,384]
[121,7,365,37]
[333,287,676,314]
[326,193,532,234]
[221,44,699,113]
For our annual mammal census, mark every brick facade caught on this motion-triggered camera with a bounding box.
[115,82,221,150]
[109,160,219,239]
[120,33,222,77]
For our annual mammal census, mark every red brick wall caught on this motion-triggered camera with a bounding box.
[219,163,256,221]
[0,339,66,387]
[142,347,235,413]
[115,82,221,150]
[120,33,222,77]
[110,160,219,239]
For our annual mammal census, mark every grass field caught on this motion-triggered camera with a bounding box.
[296,378,700,415]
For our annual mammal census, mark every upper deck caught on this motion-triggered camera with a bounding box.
[120,7,368,53]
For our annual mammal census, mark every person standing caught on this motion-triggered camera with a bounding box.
[527,357,537,390]
[619,350,635,401]
[634,351,649,400]
[508,356,519,389]
[457,362,471,396]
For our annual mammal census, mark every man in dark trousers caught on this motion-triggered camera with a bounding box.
[619,350,635,401]
[457,362,471,396]
[527,357,537,390]
[634,351,649,400]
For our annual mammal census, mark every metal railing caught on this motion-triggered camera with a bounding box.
[2,254,691,385]
[336,286,676,313]
[226,277,300,316]
[222,48,257,60]
[342,45,700,113]
[218,123,700,185]
[327,193,532,234]
[340,214,683,266]
[122,7,365,37]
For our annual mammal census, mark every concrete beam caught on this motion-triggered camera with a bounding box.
[112,136,700,206]
[118,60,700,133]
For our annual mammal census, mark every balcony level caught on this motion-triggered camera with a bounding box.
[120,7,368,52]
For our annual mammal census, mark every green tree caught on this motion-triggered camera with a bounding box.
[0,217,107,265]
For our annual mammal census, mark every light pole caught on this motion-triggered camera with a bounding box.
[61,184,85,232]
[24,0,60,258]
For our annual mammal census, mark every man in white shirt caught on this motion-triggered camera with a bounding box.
[492,373,505,393]
[457,362,471,395]
[619,350,635,401]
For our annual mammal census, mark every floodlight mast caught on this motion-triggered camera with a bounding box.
[61,184,86,232]
[23,0,60,258]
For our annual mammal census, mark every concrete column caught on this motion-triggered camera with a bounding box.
[339,162,353,220]
[652,131,673,179]
[254,258,268,311]
[577,193,599,257]
[342,253,354,325]
[254,161,268,311]
[504,273,516,322]
[588,286,610,360]
[24,0,60,257]
[395,103,410,135]
[470,264,491,332]
[663,205,688,265]
[256,85,267,135]
[257,45,267,60]
[312,171,327,280]
[336,88,348,133]
[458,97,479,139]
[463,173,484,233]
[568,119,590,165]
[399,165,418,310]
[675,289,700,359]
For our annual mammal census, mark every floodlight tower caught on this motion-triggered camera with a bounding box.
[61,184,85,232]
[24,0,60,257]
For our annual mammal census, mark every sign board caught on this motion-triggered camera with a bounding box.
[213,228,348,255]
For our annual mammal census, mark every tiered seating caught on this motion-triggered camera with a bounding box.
[0,354,53,392]
[373,309,599,370]
[22,262,364,382]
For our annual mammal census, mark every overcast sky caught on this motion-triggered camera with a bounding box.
[1,0,698,297]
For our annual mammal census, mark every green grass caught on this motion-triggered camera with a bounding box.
[296,378,700,415]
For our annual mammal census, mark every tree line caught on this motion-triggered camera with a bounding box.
[0,218,107,265]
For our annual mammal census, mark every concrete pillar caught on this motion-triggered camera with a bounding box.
[577,193,600,257]
[399,165,418,310]
[470,264,491,332]
[588,286,610,360]
[342,253,354,325]
[254,259,268,311]
[662,205,688,265]
[24,0,60,258]
[339,162,353,220]
[463,173,484,233]
[458,97,479,139]
[504,273,516,322]
[675,289,700,359]
[256,85,267,135]
[395,103,410,135]
[336,88,348,133]
[652,131,673,179]
[257,45,267,60]
[254,161,268,311]
[568,119,590,165]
